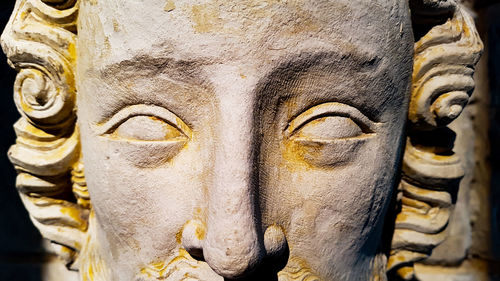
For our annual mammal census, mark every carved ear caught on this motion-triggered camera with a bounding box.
[1,0,89,268]
[388,1,483,280]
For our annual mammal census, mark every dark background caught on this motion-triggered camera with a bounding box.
[0,1,498,281]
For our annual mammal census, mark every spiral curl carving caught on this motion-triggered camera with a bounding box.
[1,0,86,268]
[14,67,75,126]
[388,2,483,280]
[409,4,482,130]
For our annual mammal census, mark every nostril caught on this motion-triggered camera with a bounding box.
[264,225,287,259]
[225,225,288,281]
[181,219,206,261]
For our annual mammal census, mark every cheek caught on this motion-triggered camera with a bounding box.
[260,124,402,272]
[79,123,208,260]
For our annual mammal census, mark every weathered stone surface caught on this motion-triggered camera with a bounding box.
[0,1,484,280]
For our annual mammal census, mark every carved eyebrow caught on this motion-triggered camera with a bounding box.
[100,45,380,80]
[98,55,209,85]
[94,104,192,137]
[285,102,380,137]
[277,50,382,77]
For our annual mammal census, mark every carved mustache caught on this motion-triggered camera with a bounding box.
[134,250,321,281]
[135,249,221,281]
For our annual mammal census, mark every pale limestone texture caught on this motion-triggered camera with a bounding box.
[0,0,483,281]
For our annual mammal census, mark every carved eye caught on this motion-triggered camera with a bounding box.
[284,102,378,167]
[286,102,375,141]
[96,105,192,167]
[293,116,364,140]
[97,104,192,141]
[111,115,187,142]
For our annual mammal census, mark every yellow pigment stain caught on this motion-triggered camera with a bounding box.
[280,97,318,172]
[18,119,58,140]
[193,207,205,220]
[191,4,222,33]
[195,226,206,240]
[283,13,319,36]
[20,10,28,20]
[396,266,414,279]
[396,213,409,222]
[60,206,84,225]
[140,248,201,278]
[151,261,167,271]
[164,0,176,12]
[68,42,76,58]
[431,154,453,161]
[175,228,183,244]
[387,251,422,272]
[112,19,120,32]
[147,116,184,140]
[240,73,247,79]
[280,139,317,174]
[86,262,94,281]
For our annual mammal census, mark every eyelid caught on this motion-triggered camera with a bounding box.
[95,104,192,138]
[285,102,378,138]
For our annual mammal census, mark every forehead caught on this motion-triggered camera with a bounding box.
[77,0,410,68]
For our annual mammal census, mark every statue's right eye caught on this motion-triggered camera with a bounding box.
[94,105,192,167]
[96,104,192,142]
[109,115,187,142]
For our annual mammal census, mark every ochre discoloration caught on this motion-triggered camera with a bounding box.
[140,248,202,279]
[60,206,87,227]
[191,4,222,33]
[176,228,183,244]
[278,257,320,280]
[112,19,120,32]
[195,225,206,240]
[164,0,176,12]
[186,0,320,36]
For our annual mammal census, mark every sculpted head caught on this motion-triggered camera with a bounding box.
[1,0,482,280]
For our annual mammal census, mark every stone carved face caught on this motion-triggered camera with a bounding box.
[1,0,482,280]
[76,1,411,280]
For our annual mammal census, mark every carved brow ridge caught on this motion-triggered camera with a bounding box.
[98,48,381,83]
[269,50,382,77]
[98,54,208,84]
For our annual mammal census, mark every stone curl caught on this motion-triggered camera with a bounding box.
[388,2,483,280]
[409,4,482,130]
[1,0,87,268]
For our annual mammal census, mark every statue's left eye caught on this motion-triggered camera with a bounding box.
[110,115,187,142]
[292,116,364,140]
[284,102,379,167]
[285,102,376,140]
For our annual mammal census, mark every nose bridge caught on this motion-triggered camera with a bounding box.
[203,67,263,278]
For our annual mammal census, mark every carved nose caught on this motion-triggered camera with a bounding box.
[181,146,289,278]
[180,121,288,278]
[182,222,288,279]
[180,69,289,278]
[201,147,264,278]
